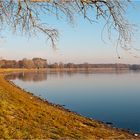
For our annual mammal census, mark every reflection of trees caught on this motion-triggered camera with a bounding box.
[8,72,47,82]
[7,69,133,82]
[6,74,17,80]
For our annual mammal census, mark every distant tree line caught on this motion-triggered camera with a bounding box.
[48,63,140,70]
[0,58,140,70]
[0,58,47,69]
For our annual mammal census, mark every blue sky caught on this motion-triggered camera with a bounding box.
[0,1,140,64]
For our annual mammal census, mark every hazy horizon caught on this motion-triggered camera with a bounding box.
[1,57,140,65]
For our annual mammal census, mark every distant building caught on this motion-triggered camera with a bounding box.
[32,58,47,69]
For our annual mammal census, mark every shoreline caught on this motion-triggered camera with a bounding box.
[0,68,139,139]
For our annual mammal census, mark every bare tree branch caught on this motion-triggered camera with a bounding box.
[0,0,132,50]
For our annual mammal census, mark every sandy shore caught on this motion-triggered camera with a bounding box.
[0,68,138,139]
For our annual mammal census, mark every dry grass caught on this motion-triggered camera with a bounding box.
[0,68,138,139]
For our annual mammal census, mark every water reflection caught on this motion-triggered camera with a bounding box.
[7,69,131,82]
[7,71,47,82]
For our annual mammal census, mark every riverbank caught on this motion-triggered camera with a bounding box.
[0,69,138,139]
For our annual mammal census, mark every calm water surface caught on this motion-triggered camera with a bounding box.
[9,70,140,133]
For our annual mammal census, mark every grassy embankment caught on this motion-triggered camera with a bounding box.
[0,68,138,139]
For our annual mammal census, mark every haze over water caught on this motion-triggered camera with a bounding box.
[9,70,140,133]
